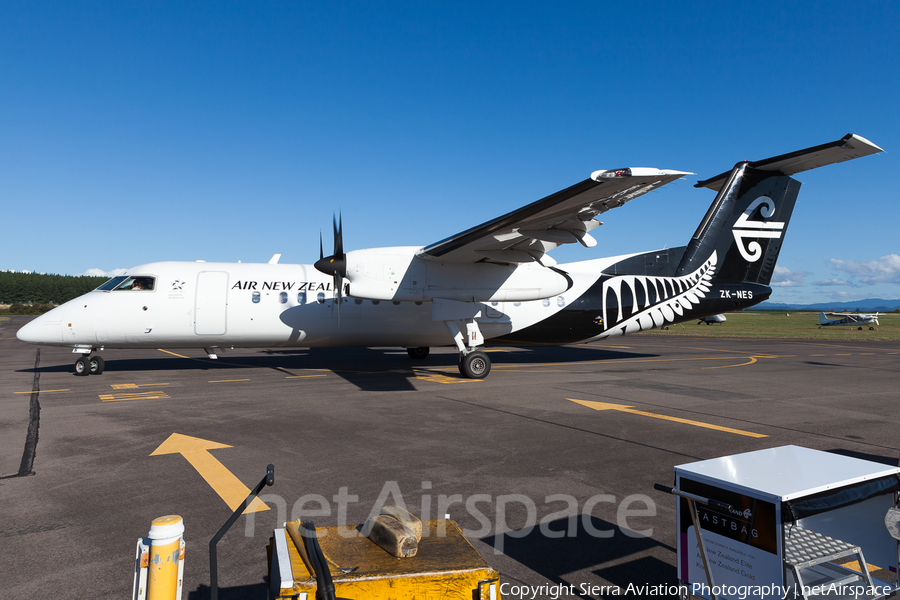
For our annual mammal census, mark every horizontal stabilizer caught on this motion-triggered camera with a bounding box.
[696,134,883,191]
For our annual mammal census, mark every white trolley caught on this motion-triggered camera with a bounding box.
[670,446,900,600]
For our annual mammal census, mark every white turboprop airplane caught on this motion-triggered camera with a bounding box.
[17,134,883,378]
[818,311,881,329]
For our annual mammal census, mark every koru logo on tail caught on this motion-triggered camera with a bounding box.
[732,196,785,262]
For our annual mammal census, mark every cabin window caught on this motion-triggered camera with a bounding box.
[514,302,521,307]
[96,276,128,291]
[298,291,306,304]
[372,300,380,305]
[112,276,156,291]
[355,298,363,305]
[542,298,550,307]
[557,297,565,307]
[279,292,288,304]
[317,292,325,304]
[252,292,260,303]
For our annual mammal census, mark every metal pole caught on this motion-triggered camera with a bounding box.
[655,483,732,600]
[210,464,274,600]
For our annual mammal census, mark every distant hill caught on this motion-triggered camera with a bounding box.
[756,298,900,312]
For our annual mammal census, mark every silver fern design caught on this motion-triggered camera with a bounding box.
[598,251,718,338]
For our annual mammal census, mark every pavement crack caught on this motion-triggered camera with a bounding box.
[15,349,41,477]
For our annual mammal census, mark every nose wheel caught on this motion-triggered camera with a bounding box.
[75,355,105,376]
[458,351,490,379]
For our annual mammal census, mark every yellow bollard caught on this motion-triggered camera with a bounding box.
[146,515,185,600]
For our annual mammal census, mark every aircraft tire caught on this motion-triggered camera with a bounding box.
[74,357,90,376]
[407,347,430,359]
[89,356,105,375]
[459,351,490,379]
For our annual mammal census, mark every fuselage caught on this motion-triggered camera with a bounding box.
[17,251,767,353]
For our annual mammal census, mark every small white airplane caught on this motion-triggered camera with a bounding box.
[818,311,881,329]
[17,134,883,378]
[698,314,727,325]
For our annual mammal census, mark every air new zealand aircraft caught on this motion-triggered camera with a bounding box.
[17,134,883,378]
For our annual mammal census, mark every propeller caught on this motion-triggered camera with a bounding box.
[314,213,347,314]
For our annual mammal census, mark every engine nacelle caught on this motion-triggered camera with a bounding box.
[344,247,571,302]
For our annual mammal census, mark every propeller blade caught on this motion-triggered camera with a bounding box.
[319,231,324,261]
[333,213,343,262]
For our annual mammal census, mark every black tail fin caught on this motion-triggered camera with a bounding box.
[674,163,799,286]
[675,133,882,286]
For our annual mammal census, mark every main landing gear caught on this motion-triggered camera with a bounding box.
[406,345,491,379]
[444,316,491,379]
[74,354,104,376]
[458,350,490,379]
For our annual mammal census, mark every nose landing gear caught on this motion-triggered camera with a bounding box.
[75,354,105,376]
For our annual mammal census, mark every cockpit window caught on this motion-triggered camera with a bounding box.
[113,276,156,291]
[96,276,128,291]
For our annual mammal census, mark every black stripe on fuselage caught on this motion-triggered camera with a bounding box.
[492,247,771,346]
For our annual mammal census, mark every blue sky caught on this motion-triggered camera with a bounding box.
[2,1,898,303]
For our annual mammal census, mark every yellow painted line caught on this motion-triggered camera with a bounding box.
[209,379,251,383]
[836,557,883,576]
[285,374,328,379]
[15,389,71,394]
[494,354,767,370]
[150,433,268,514]
[158,349,190,358]
[836,353,853,356]
[569,398,767,438]
[412,372,481,385]
[101,391,171,402]
[111,383,170,389]
[698,356,757,369]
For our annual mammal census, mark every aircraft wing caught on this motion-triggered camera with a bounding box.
[696,134,883,192]
[417,168,691,265]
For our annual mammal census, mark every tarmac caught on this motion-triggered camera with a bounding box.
[1,314,899,599]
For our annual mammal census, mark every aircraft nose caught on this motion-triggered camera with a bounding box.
[16,311,63,344]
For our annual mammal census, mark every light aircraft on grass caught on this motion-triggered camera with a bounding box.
[698,314,727,325]
[17,134,883,378]
[818,312,881,329]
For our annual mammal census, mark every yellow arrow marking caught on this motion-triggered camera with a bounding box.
[150,433,269,514]
[158,349,190,358]
[568,398,767,438]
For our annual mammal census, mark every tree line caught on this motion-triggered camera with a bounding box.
[0,271,108,311]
